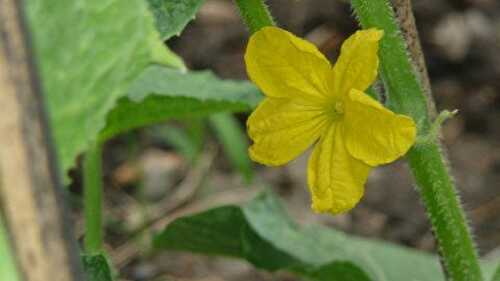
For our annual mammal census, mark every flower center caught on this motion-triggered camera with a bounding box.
[328,101,344,121]
[334,101,344,114]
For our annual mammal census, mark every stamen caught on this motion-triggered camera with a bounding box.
[334,101,344,114]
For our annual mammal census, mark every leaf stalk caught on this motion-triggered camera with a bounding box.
[233,0,275,34]
[83,142,104,254]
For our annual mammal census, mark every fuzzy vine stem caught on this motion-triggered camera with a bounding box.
[351,0,483,280]
[83,141,104,254]
[233,0,275,34]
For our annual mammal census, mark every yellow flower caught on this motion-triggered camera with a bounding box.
[245,27,417,214]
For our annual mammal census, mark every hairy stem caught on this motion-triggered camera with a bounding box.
[351,0,483,280]
[83,142,103,254]
[233,0,275,34]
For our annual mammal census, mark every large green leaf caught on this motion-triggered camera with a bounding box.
[147,0,206,40]
[82,253,113,281]
[154,191,446,281]
[99,66,262,140]
[25,0,173,175]
[164,45,187,71]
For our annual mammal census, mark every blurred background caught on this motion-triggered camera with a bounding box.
[69,0,500,280]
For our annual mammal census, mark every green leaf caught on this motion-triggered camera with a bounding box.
[154,205,247,257]
[0,218,20,281]
[154,191,446,281]
[24,0,174,176]
[82,253,113,281]
[147,0,206,40]
[164,45,187,71]
[306,261,372,281]
[209,113,253,183]
[99,66,262,141]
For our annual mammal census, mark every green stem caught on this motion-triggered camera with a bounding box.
[83,142,103,254]
[351,0,483,280]
[408,143,482,281]
[233,0,275,34]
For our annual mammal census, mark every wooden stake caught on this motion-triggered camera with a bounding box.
[0,1,84,280]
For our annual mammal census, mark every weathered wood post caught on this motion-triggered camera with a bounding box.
[0,0,84,280]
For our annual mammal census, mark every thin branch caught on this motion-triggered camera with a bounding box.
[391,0,437,117]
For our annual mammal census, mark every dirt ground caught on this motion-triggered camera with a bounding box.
[70,1,500,280]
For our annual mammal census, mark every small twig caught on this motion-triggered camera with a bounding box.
[485,246,500,261]
[138,145,218,233]
[150,186,261,233]
[391,0,437,118]
[111,147,217,267]
[112,186,260,267]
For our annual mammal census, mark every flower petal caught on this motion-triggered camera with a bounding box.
[329,29,383,97]
[307,123,372,214]
[245,26,331,102]
[344,89,417,166]
[248,97,329,166]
